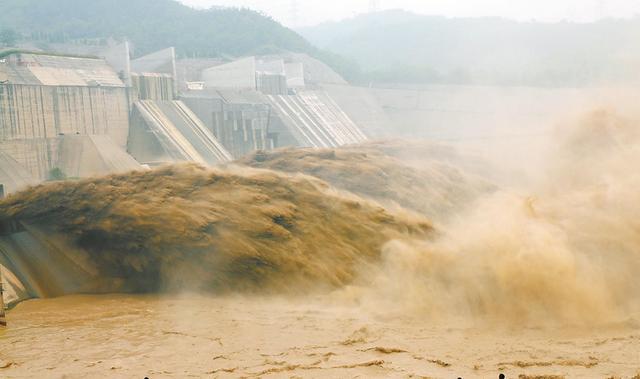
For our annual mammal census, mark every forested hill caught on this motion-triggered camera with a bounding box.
[0,0,357,78]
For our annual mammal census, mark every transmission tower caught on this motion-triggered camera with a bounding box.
[369,0,380,13]
[596,0,607,20]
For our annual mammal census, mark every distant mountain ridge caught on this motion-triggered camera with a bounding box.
[299,10,640,86]
[0,0,310,56]
[0,0,358,80]
[297,10,424,49]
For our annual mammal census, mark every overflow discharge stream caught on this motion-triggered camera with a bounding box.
[1,109,639,327]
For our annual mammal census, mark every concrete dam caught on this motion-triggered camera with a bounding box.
[0,44,372,305]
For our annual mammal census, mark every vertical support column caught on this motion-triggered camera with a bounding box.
[123,40,133,88]
[0,269,6,327]
[0,184,6,327]
[170,47,178,100]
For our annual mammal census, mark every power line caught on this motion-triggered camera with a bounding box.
[596,0,607,19]
[290,0,300,27]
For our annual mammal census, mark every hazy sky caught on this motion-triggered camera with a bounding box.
[179,0,640,27]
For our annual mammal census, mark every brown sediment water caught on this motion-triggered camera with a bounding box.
[1,109,640,377]
[0,163,432,295]
[238,142,495,222]
[339,109,640,327]
[0,294,638,378]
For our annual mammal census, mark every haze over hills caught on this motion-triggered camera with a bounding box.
[0,0,358,79]
[0,0,311,56]
[3,0,640,377]
[9,1,636,87]
[299,10,640,87]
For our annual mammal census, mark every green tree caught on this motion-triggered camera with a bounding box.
[48,167,67,181]
[0,0,359,82]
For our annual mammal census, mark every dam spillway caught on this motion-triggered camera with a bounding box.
[0,47,375,305]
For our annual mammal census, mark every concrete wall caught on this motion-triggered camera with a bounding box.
[0,84,130,145]
[264,91,367,149]
[182,96,271,158]
[285,62,305,88]
[257,74,287,95]
[57,135,141,178]
[339,84,640,183]
[0,151,38,195]
[202,57,256,90]
[0,223,100,304]
[322,84,389,138]
[0,138,58,180]
[131,73,175,101]
[0,84,131,179]
[128,100,232,166]
[131,47,177,78]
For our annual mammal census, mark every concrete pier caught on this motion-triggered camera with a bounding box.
[0,272,6,327]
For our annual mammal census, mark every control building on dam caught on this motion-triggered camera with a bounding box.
[0,43,372,306]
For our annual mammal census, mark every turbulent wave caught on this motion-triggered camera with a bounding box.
[346,109,640,326]
[239,142,494,221]
[0,164,432,295]
[2,109,639,327]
